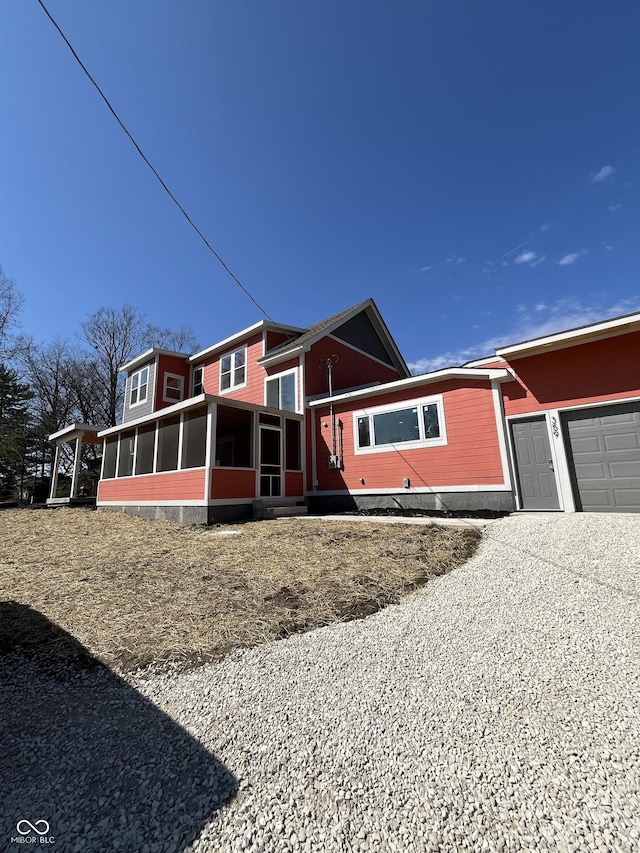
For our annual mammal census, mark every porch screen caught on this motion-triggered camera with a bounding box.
[182,407,208,469]
[157,415,180,472]
[135,423,156,475]
[216,406,253,468]
[102,437,117,479]
[117,430,135,477]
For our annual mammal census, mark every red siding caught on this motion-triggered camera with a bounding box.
[313,380,505,492]
[155,354,191,411]
[98,469,206,502]
[306,337,401,397]
[285,471,304,497]
[211,468,256,500]
[266,330,294,351]
[198,334,269,406]
[501,331,640,416]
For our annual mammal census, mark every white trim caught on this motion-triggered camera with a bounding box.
[264,366,300,413]
[48,423,105,442]
[299,354,307,487]
[311,404,318,491]
[219,345,248,395]
[495,312,640,358]
[352,395,447,455]
[163,373,185,404]
[490,379,512,490]
[307,368,510,407]
[205,404,215,501]
[504,394,640,421]
[191,365,204,397]
[548,408,575,513]
[177,413,185,471]
[306,485,512,496]
[463,356,506,368]
[99,394,209,436]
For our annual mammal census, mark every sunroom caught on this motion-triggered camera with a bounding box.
[96,395,304,524]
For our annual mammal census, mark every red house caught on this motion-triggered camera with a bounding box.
[51,300,640,521]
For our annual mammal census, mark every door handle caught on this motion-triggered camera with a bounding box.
[548,459,554,472]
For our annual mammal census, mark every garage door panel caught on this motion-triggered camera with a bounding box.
[563,402,640,513]
[603,432,640,452]
[609,460,640,478]
[569,435,601,454]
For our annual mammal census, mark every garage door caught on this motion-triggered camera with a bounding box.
[562,402,640,512]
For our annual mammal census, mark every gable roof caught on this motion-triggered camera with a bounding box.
[258,298,411,377]
[189,320,305,363]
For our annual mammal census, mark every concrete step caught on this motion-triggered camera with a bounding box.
[252,498,308,520]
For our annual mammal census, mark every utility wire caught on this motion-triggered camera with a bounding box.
[36,0,275,323]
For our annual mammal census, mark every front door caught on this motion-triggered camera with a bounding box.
[259,426,282,497]
[511,417,560,510]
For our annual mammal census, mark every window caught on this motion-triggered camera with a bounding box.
[266,370,297,412]
[354,397,445,454]
[163,373,184,403]
[192,366,204,396]
[182,406,208,469]
[220,347,246,392]
[130,367,149,407]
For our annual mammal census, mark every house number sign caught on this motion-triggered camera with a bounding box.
[551,416,559,438]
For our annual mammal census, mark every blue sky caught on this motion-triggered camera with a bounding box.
[1,1,639,373]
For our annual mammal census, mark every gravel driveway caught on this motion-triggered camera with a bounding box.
[2,514,640,852]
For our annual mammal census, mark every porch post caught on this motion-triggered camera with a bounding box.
[49,443,61,500]
[70,436,82,499]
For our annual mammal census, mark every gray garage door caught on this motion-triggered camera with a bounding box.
[562,402,640,512]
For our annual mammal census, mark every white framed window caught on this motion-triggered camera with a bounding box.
[353,395,446,454]
[220,347,247,392]
[265,369,298,412]
[130,367,149,407]
[192,365,204,396]
[163,373,184,403]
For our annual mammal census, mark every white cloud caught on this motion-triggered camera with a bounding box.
[406,296,640,374]
[591,165,614,183]
[530,255,546,268]
[609,203,622,213]
[514,250,538,265]
[420,265,431,272]
[540,223,551,232]
[558,250,586,266]
[604,244,614,251]
[446,255,465,264]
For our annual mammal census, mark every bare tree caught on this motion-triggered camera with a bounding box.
[79,306,198,427]
[0,266,25,359]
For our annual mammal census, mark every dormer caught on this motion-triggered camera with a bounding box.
[120,348,191,424]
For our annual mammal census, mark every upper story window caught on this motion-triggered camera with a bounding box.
[354,396,446,454]
[130,367,149,407]
[220,347,246,392]
[266,369,297,412]
[192,366,204,396]
[163,373,184,404]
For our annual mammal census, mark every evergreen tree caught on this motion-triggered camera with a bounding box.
[0,364,34,501]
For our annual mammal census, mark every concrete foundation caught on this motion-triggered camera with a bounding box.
[308,491,515,515]
[98,503,253,525]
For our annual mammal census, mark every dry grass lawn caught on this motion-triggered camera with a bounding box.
[0,508,481,672]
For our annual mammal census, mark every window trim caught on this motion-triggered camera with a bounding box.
[352,395,447,455]
[163,372,184,404]
[264,367,299,413]
[219,346,247,394]
[129,366,150,408]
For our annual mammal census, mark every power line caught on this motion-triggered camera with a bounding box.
[36,0,275,323]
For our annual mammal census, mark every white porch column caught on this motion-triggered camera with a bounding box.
[49,443,61,500]
[70,436,82,499]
